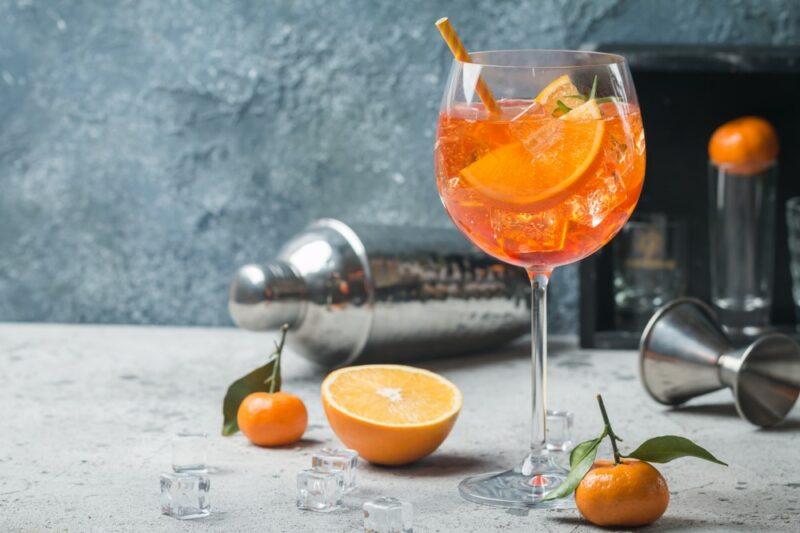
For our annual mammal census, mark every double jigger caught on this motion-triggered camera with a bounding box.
[640,298,800,427]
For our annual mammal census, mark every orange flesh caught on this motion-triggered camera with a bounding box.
[321,365,462,465]
[324,366,460,426]
[435,99,646,270]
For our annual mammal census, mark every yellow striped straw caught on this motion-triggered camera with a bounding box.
[435,17,500,116]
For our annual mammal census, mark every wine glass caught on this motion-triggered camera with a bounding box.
[434,49,645,508]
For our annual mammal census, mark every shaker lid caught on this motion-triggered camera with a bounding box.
[228,261,306,331]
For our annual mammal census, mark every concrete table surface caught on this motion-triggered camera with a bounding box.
[1,323,799,532]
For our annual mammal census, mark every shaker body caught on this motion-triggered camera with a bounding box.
[347,222,530,364]
[229,219,530,367]
[708,163,776,336]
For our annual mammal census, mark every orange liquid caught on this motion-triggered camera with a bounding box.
[435,100,645,271]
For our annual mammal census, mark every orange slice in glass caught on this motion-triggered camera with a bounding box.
[321,364,462,465]
[535,74,582,115]
[460,99,605,206]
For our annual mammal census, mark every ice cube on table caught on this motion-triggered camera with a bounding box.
[546,410,574,453]
[311,448,358,492]
[171,432,208,473]
[363,497,413,533]
[296,469,344,512]
[160,472,210,520]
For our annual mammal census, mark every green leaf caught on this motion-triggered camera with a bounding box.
[221,325,289,436]
[588,75,598,101]
[569,437,601,469]
[563,94,588,102]
[625,435,728,466]
[544,428,607,500]
[553,99,572,116]
[595,96,619,104]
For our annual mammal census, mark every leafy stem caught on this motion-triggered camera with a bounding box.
[555,100,572,115]
[221,323,291,436]
[551,75,616,116]
[597,394,621,465]
[268,324,289,392]
[588,74,599,101]
[542,392,726,500]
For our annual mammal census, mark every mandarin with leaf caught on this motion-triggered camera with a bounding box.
[543,395,726,527]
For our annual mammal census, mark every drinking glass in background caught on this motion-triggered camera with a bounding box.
[786,198,800,328]
[613,214,687,331]
[708,117,779,337]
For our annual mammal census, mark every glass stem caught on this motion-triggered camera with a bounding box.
[528,270,550,457]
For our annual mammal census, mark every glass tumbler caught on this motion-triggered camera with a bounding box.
[613,214,687,331]
[709,162,777,336]
[786,197,800,328]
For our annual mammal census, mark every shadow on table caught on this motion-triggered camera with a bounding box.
[549,515,753,531]
[419,336,579,375]
[419,344,527,374]
[671,403,800,431]
[294,336,580,381]
[669,402,740,418]
[758,417,800,432]
[236,437,326,451]
[362,452,504,478]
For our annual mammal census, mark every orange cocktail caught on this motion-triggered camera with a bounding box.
[432,32,645,508]
[435,75,645,270]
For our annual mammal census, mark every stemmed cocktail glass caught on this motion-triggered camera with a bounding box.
[434,27,645,508]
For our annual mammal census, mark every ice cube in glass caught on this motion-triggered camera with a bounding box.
[311,448,358,492]
[509,109,564,159]
[490,208,568,253]
[565,171,628,228]
[160,471,210,520]
[172,432,208,472]
[363,496,413,533]
[296,468,343,512]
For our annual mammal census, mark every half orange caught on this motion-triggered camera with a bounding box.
[321,364,462,465]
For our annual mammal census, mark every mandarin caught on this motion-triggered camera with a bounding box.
[575,458,669,527]
[708,116,778,174]
[237,391,308,447]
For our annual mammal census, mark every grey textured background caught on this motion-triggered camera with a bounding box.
[1,0,798,329]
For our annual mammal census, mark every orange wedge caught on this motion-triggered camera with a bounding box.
[460,99,605,206]
[535,74,582,115]
[321,364,462,465]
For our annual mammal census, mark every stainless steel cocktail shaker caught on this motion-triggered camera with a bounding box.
[229,219,530,367]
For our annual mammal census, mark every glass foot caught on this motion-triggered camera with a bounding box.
[458,454,573,509]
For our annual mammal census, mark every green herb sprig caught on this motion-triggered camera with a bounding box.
[552,75,618,116]
[221,324,289,436]
[542,394,727,501]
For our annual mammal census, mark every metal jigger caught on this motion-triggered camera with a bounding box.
[640,298,800,427]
